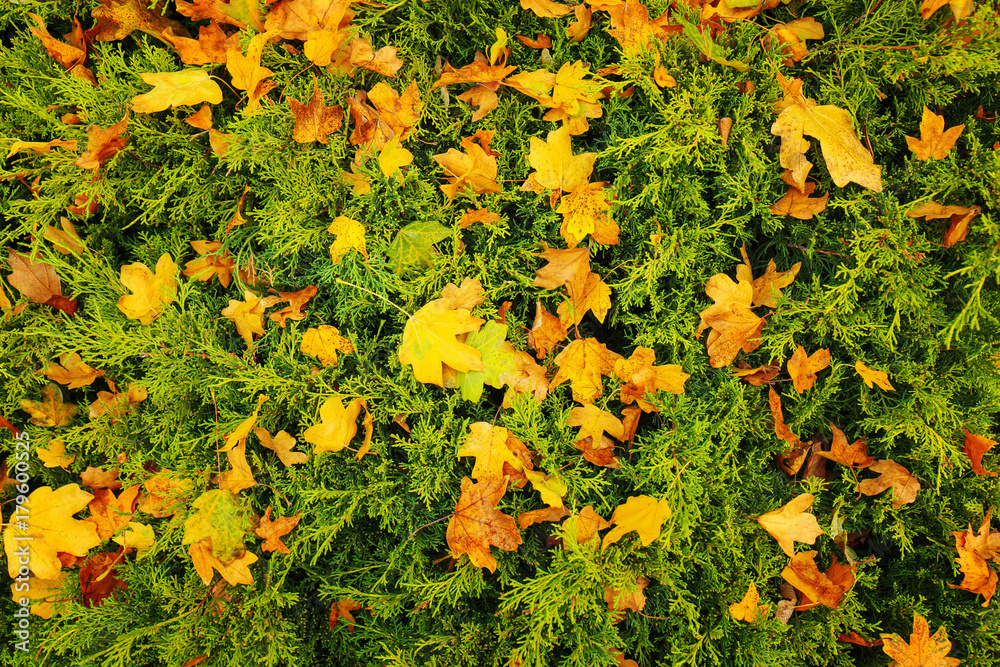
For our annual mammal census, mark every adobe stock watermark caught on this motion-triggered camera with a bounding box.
[9,427,33,652]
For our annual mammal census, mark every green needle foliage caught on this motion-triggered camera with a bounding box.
[1,0,999,666]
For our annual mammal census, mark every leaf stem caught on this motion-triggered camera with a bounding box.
[335,278,412,317]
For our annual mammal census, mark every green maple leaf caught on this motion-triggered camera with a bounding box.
[182,489,251,560]
[385,221,451,274]
[456,321,517,402]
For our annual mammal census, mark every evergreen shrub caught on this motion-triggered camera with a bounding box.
[1,0,999,665]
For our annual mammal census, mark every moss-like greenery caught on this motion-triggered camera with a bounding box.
[1,0,999,665]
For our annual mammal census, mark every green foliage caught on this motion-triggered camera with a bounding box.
[1,0,999,665]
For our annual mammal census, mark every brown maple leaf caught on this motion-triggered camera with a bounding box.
[289,78,344,145]
[446,476,522,572]
[7,250,78,317]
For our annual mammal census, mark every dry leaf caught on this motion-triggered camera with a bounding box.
[858,460,920,509]
[755,493,824,557]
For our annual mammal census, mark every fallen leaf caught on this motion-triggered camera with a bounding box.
[188,538,258,585]
[182,489,251,561]
[213,439,256,492]
[221,290,266,344]
[906,107,964,160]
[385,221,450,273]
[550,338,623,403]
[138,469,192,518]
[162,22,237,65]
[880,614,960,667]
[755,493,824,557]
[432,130,501,201]
[446,476,522,572]
[858,460,920,509]
[736,245,802,308]
[602,495,671,549]
[524,125,597,207]
[730,582,767,622]
[37,439,75,469]
[255,507,301,553]
[458,423,530,481]
[614,346,689,412]
[327,216,368,263]
[117,253,177,325]
[41,352,104,389]
[770,17,825,65]
[131,71,224,113]
[782,551,845,609]
[605,574,648,621]
[346,81,422,152]
[520,0,573,17]
[2,484,101,579]
[556,182,620,248]
[771,74,882,192]
[255,427,308,466]
[265,0,353,66]
[226,31,278,113]
[303,396,370,455]
[6,249,78,316]
[288,78,344,144]
[91,0,189,41]
[855,360,893,391]
[28,13,95,85]
[962,428,997,477]
[398,298,485,387]
[527,300,566,359]
[350,37,404,77]
[20,384,76,427]
[787,345,830,393]
[112,522,155,552]
[920,0,974,20]
[81,467,121,490]
[86,485,141,540]
[301,325,354,367]
[79,550,128,608]
[329,598,363,633]
[770,179,829,220]
[74,115,129,171]
[817,424,874,468]
[948,518,997,606]
[456,321,518,402]
[183,240,235,287]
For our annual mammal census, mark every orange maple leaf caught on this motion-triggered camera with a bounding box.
[880,614,960,667]
[255,507,301,553]
[962,428,997,477]
[907,107,964,161]
[446,476,522,572]
[75,116,129,171]
[755,493,824,557]
[288,78,344,144]
[858,460,920,509]
[787,345,830,393]
[550,338,623,404]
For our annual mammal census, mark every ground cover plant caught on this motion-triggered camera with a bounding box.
[1,0,999,665]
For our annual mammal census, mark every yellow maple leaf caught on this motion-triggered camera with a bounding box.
[771,74,882,192]
[602,495,672,550]
[398,298,485,387]
[730,582,768,622]
[36,439,75,469]
[458,423,529,480]
[131,70,223,113]
[226,31,278,113]
[3,484,102,580]
[556,182,620,248]
[327,216,368,263]
[755,493,824,557]
[524,125,597,207]
[117,253,177,325]
[550,337,623,403]
[183,240,236,288]
[303,396,371,456]
[855,360,894,391]
[221,290,266,344]
[378,136,414,179]
[301,325,354,366]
